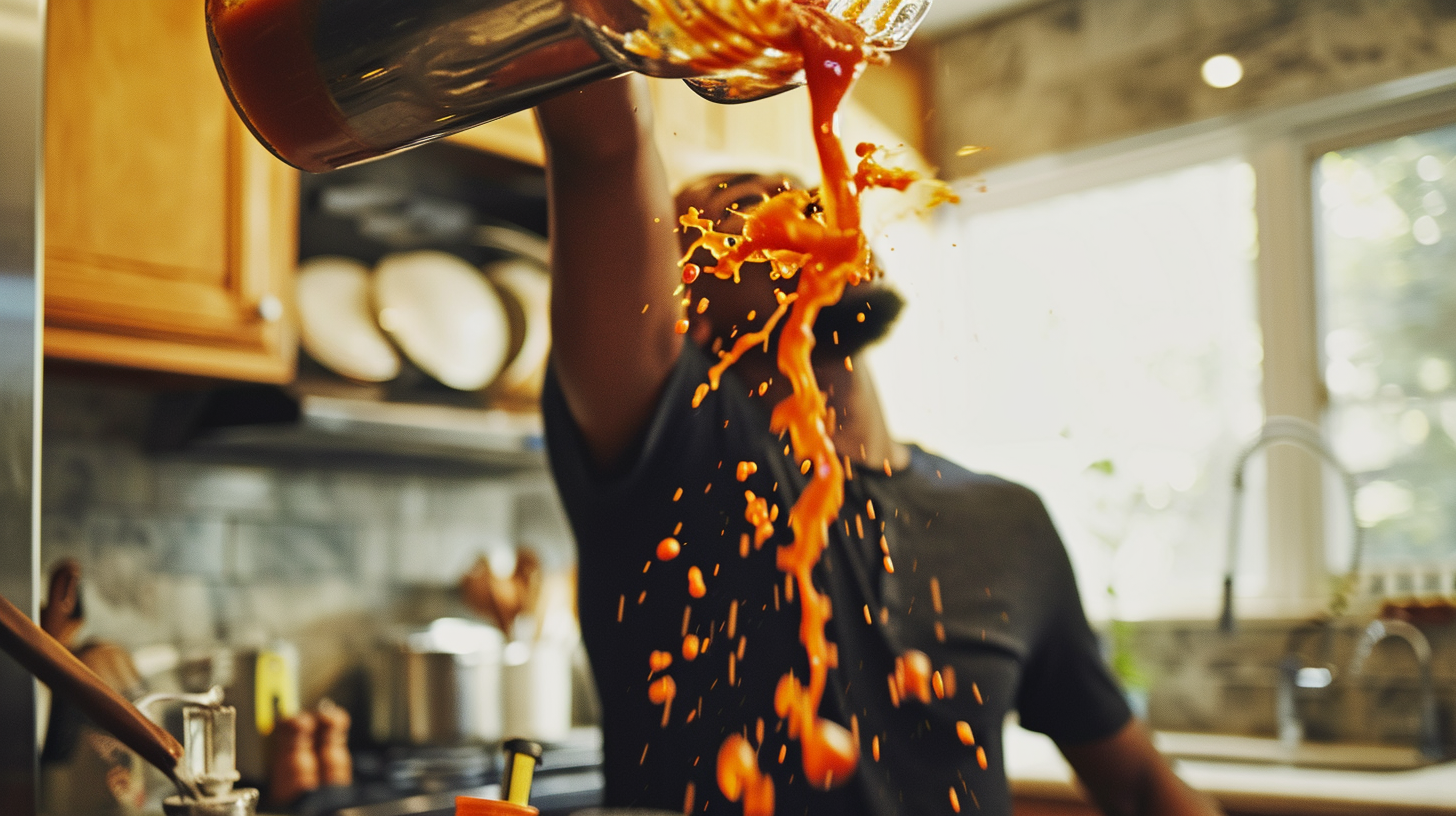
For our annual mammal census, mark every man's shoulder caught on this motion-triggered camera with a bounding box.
[907,445,1046,506]
[543,341,765,504]
[896,446,1060,548]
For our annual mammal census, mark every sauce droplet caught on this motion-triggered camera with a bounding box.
[716,733,774,816]
[648,675,676,727]
[956,721,974,745]
[896,650,933,704]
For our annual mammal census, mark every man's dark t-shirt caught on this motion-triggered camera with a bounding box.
[543,344,1130,815]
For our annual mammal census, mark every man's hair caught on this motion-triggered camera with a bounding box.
[674,172,804,228]
[676,171,906,357]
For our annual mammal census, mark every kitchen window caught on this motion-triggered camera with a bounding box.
[872,160,1264,622]
[1316,122,1456,577]
[872,66,1456,620]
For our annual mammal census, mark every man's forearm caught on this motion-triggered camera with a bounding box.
[537,75,657,168]
[1062,720,1224,816]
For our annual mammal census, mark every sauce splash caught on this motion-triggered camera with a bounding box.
[629,0,957,812]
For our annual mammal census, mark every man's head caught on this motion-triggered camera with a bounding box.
[674,172,904,361]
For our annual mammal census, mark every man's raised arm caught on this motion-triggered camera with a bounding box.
[535,76,685,469]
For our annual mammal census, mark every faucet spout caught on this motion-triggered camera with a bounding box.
[1220,416,1362,632]
[1351,618,1442,760]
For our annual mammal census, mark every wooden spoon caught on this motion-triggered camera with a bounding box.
[0,592,194,798]
[460,549,541,635]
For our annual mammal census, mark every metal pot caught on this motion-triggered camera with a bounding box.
[372,618,505,746]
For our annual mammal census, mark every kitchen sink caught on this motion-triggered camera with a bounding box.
[1155,731,1440,772]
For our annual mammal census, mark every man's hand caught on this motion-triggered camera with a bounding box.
[535,77,684,470]
[1060,719,1223,816]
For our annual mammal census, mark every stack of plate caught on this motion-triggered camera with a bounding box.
[295,249,551,400]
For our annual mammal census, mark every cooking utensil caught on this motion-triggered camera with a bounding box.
[224,643,300,783]
[461,550,542,637]
[40,558,84,649]
[0,592,197,798]
[205,0,933,172]
[502,639,573,743]
[500,738,544,806]
[372,618,506,746]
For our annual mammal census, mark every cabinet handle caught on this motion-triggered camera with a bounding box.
[257,295,284,323]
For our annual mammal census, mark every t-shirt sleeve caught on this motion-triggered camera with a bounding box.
[541,344,713,518]
[1013,506,1132,746]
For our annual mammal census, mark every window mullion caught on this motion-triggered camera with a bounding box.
[1250,135,1330,618]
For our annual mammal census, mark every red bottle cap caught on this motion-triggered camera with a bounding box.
[455,796,539,816]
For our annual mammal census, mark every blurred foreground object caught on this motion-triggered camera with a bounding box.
[36,560,155,813]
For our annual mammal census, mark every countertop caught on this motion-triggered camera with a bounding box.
[1005,723,1456,815]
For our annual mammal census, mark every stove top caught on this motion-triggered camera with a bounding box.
[295,729,604,816]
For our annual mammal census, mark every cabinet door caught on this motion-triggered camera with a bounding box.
[44,0,298,383]
[645,77,930,194]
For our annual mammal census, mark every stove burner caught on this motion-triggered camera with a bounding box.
[385,745,493,793]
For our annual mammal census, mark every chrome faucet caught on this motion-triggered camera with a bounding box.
[1220,416,1363,632]
[1276,656,1335,750]
[1350,618,1443,760]
[1275,627,1336,751]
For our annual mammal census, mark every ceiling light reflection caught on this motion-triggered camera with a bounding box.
[1201,54,1243,89]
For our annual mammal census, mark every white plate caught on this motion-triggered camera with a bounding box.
[296,256,401,382]
[484,257,551,400]
[374,250,511,392]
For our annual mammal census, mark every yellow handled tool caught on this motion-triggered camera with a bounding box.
[500,738,544,806]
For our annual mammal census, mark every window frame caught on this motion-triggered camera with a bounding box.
[947,65,1456,620]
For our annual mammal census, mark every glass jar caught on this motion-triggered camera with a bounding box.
[205,0,930,172]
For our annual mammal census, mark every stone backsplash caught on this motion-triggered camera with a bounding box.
[39,375,574,704]
[930,0,1456,175]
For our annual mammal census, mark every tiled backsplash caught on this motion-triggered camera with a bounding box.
[38,375,1456,752]
[1126,618,1456,751]
[40,376,573,702]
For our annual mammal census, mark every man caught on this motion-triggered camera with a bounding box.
[534,76,1221,816]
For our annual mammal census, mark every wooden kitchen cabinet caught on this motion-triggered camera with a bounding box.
[44,0,298,383]
[448,111,547,167]
[441,80,819,173]
[645,74,933,191]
